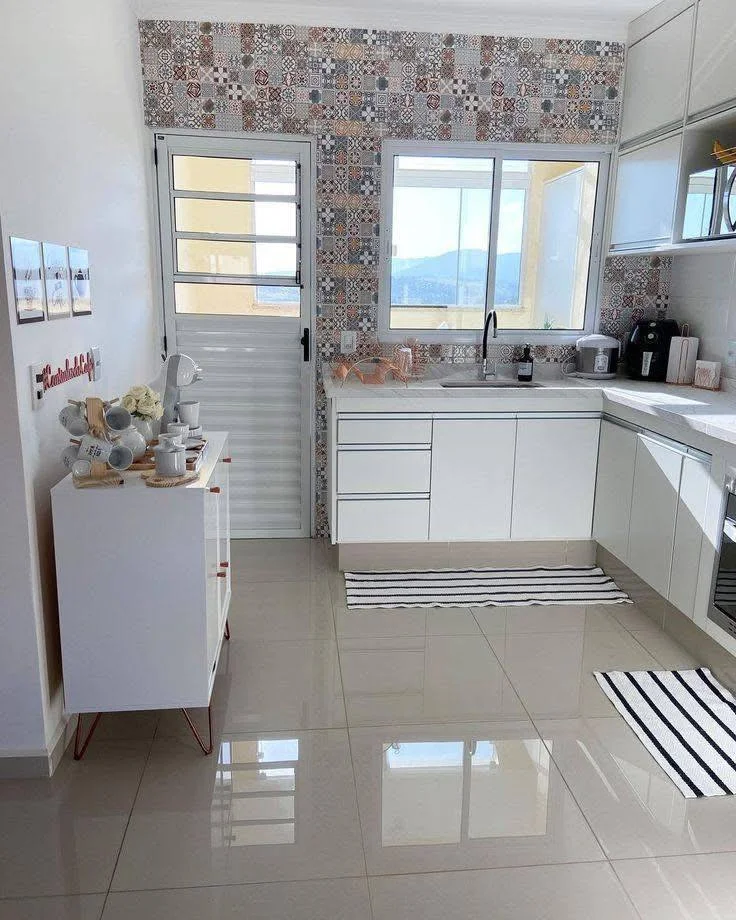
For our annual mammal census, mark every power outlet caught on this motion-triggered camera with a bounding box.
[340,330,357,354]
[727,341,736,369]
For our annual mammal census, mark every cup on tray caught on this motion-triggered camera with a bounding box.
[177,401,200,428]
[167,421,189,441]
[154,443,186,478]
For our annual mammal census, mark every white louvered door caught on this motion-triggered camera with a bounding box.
[156,134,313,537]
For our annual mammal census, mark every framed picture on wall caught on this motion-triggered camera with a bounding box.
[42,242,72,320]
[68,246,92,316]
[10,237,46,324]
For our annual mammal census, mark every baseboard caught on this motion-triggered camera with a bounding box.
[338,540,596,572]
[0,716,71,779]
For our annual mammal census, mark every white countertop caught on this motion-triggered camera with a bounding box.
[324,367,736,451]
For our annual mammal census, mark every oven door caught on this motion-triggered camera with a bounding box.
[710,488,736,638]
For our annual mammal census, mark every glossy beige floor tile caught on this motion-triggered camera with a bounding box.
[0,742,149,897]
[339,636,526,726]
[630,628,701,669]
[473,604,626,637]
[539,717,736,858]
[334,605,482,639]
[349,720,604,874]
[0,895,105,920]
[228,578,335,640]
[613,853,736,919]
[230,538,328,584]
[102,878,371,920]
[369,863,637,919]
[488,629,658,719]
[206,639,346,732]
[111,729,365,890]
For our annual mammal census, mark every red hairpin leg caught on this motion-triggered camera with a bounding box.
[224,619,230,641]
[73,712,102,760]
[180,706,213,755]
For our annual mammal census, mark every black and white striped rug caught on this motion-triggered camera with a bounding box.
[344,565,632,609]
[595,668,736,798]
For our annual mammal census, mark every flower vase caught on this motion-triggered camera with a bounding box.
[132,415,154,444]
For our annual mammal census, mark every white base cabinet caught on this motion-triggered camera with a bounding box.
[511,417,600,541]
[52,432,231,714]
[593,419,713,620]
[430,417,516,541]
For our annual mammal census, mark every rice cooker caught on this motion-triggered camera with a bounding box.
[573,334,620,379]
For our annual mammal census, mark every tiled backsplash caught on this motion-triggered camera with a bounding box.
[599,254,672,343]
[138,19,645,532]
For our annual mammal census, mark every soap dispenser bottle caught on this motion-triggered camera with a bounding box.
[518,344,534,382]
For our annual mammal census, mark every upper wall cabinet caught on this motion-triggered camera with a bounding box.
[610,134,682,249]
[689,0,736,118]
[621,7,694,144]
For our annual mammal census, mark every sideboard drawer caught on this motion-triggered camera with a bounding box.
[337,498,430,542]
[338,449,431,494]
[338,417,431,445]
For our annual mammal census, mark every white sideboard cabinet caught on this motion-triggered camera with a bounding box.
[52,432,232,732]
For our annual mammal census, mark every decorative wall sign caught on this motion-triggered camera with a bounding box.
[68,247,92,315]
[42,242,72,320]
[10,237,46,324]
[30,346,102,408]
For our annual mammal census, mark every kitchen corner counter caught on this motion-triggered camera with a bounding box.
[324,368,736,453]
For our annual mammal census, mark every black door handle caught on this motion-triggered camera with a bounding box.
[300,327,310,362]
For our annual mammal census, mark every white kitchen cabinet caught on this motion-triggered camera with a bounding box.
[593,419,638,561]
[670,453,711,618]
[337,498,430,543]
[52,433,231,715]
[338,416,431,445]
[337,448,431,494]
[621,7,694,143]
[628,434,683,598]
[689,0,736,117]
[610,134,682,249]
[429,417,516,541]
[511,417,600,541]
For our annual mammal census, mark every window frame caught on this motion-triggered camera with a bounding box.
[378,140,612,345]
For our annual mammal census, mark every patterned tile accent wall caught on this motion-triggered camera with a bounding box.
[599,254,672,343]
[138,19,631,535]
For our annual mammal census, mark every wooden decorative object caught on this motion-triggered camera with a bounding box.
[142,470,200,488]
[713,140,736,166]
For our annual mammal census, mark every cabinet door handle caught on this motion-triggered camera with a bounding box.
[216,571,226,578]
[210,486,221,494]
[222,457,232,464]
[220,561,229,567]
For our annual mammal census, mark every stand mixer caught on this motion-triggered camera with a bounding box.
[156,353,203,432]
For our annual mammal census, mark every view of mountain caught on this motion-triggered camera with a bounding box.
[391,249,522,307]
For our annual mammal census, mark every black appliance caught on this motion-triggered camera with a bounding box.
[625,319,680,381]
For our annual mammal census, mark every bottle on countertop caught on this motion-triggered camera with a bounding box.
[518,344,534,382]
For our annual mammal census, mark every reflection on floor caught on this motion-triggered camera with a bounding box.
[3,538,736,919]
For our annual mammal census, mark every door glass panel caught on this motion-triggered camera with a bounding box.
[173,156,297,195]
[177,239,297,277]
[175,282,300,317]
[175,199,297,237]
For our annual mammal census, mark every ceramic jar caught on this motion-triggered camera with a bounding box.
[117,425,147,460]
[153,443,186,478]
[132,416,154,444]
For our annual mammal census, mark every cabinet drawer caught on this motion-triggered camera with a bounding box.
[338,449,431,494]
[338,417,431,445]
[337,499,430,542]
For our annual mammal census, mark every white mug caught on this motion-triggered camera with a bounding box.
[77,435,113,463]
[105,405,132,433]
[158,432,183,449]
[59,405,88,437]
[108,444,134,471]
[154,444,186,477]
[177,401,200,427]
[167,421,189,441]
[71,458,92,478]
[61,444,80,470]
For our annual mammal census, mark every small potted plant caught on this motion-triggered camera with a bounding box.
[121,385,163,443]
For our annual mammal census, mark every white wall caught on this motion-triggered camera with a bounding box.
[668,252,736,379]
[0,0,160,762]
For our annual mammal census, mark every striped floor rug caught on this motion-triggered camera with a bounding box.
[595,668,736,798]
[344,565,632,609]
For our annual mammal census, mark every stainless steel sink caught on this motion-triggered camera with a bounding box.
[441,380,543,388]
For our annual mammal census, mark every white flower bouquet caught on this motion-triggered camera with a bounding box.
[121,385,164,421]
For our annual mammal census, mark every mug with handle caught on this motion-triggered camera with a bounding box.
[108,444,134,472]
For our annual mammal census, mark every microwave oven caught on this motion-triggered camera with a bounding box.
[683,163,736,241]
